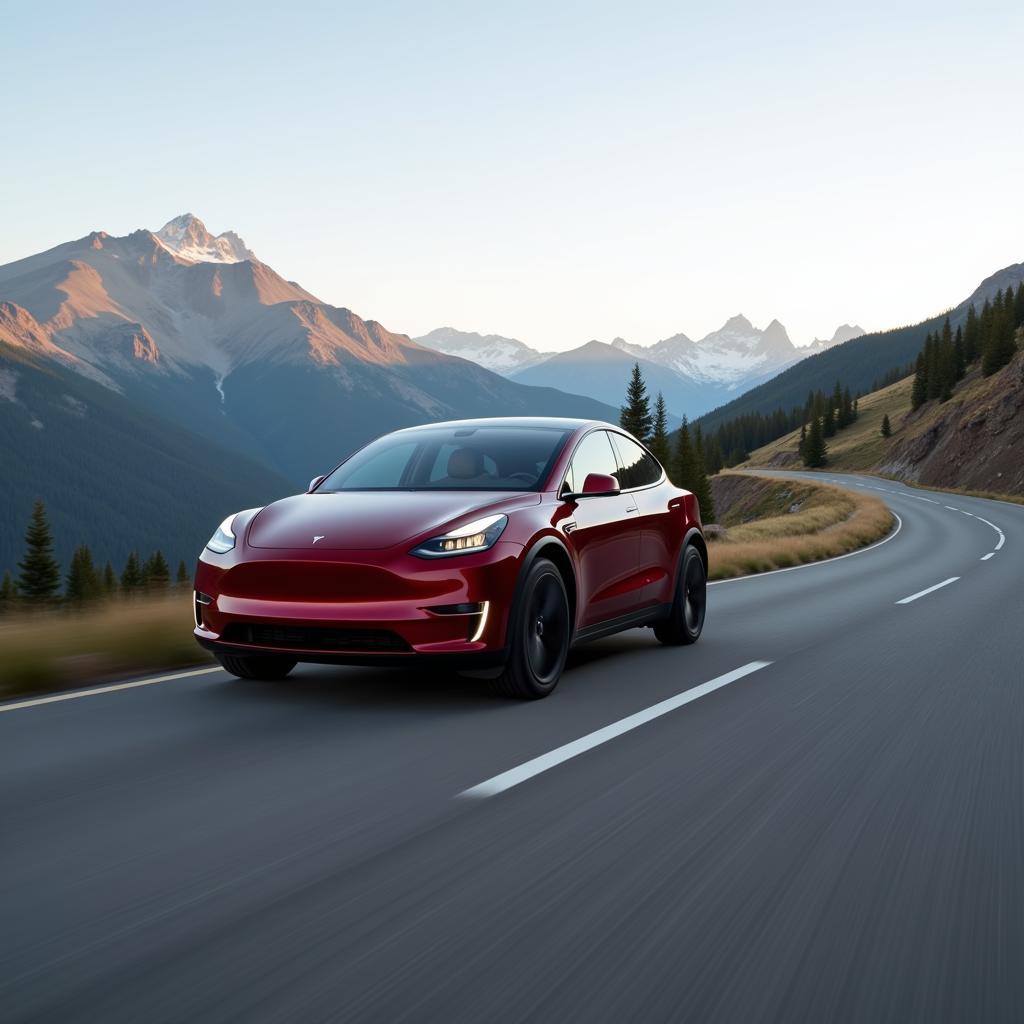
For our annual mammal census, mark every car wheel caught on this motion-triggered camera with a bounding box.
[493,558,571,699]
[654,544,706,646]
[216,653,297,680]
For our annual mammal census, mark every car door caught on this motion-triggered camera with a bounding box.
[610,432,676,607]
[560,429,645,628]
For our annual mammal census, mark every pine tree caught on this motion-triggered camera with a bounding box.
[16,500,61,604]
[0,571,16,614]
[102,561,118,596]
[706,437,724,476]
[963,304,980,364]
[798,421,807,458]
[953,325,965,380]
[648,392,671,469]
[121,552,143,593]
[619,363,653,444]
[675,417,700,492]
[176,560,190,587]
[983,290,1016,376]
[144,550,171,590]
[881,413,892,438]
[911,351,928,410]
[693,425,716,522]
[803,416,828,468]
[822,402,836,437]
[66,545,102,605]
[841,386,854,428]
[1016,283,1024,331]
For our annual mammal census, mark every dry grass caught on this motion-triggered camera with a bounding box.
[708,473,894,580]
[0,593,211,699]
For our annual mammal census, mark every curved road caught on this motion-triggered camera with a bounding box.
[2,473,1022,1022]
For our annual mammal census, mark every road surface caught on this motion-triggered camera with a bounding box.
[2,472,1022,1022]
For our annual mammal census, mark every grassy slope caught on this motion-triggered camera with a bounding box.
[743,375,914,471]
[707,473,892,580]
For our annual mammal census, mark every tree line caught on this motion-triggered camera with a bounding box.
[0,500,191,615]
[912,285,1023,409]
[620,364,716,521]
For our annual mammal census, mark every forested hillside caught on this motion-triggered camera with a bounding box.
[0,345,294,575]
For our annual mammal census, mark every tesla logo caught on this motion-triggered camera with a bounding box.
[312,535,325,544]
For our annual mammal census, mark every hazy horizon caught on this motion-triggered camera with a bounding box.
[3,1,1021,351]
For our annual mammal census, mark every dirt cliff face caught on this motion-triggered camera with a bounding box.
[879,349,1024,496]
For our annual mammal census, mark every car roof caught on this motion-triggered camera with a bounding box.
[391,416,617,434]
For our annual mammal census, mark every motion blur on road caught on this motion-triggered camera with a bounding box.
[2,473,1022,1022]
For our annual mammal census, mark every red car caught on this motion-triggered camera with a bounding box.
[194,418,707,699]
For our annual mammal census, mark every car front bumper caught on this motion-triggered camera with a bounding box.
[193,541,523,666]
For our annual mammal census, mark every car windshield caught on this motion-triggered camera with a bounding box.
[319,425,573,492]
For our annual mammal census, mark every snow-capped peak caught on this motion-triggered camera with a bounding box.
[154,213,255,264]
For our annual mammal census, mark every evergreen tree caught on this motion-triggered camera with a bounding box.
[706,437,724,476]
[1016,283,1024,330]
[144,550,171,590]
[675,417,699,493]
[620,363,653,444]
[983,289,1016,376]
[0,571,16,614]
[102,561,118,596]
[831,381,843,425]
[911,351,928,410]
[803,416,828,468]
[66,545,102,605]
[841,386,854,428]
[953,325,965,380]
[963,304,980,364]
[693,425,716,522]
[121,552,143,593]
[176,560,190,587]
[648,392,671,469]
[881,413,892,438]
[16,500,61,604]
[822,402,836,437]
[798,421,807,458]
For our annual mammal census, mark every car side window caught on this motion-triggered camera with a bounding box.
[564,430,620,493]
[611,434,662,489]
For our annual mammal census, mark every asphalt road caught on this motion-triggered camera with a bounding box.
[2,472,1022,1023]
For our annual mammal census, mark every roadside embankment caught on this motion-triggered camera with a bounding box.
[0,593,210,699]
[707,472,893,580]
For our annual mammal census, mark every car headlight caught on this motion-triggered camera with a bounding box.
[205,514,238,554]
[410,514,508,558]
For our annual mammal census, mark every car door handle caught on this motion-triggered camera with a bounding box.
[624,504,639,514]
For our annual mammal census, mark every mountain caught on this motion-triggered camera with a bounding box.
[696,261,1024,435]
[0,215,618,477]
[415,327,553,373]
[0,214,621,576]
[418,316,867,419]
[508,340,701,420]
[804,323,865,354]
[510,316,812,418]
[0,337,294,574]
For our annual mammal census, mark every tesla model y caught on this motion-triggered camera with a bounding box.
[194,418,707,698]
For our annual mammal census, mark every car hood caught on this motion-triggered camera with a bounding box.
[247,491,540,551]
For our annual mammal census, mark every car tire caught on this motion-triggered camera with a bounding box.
[492,558,571,699]
[654,544,706,646]
[216,653,297,680]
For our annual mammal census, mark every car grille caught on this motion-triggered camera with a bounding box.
[222,624,411,653]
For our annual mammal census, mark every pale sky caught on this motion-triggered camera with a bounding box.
[3,0,1021,350]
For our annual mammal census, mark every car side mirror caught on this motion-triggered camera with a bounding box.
[308,475,326,493]
[581,472,621,496]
